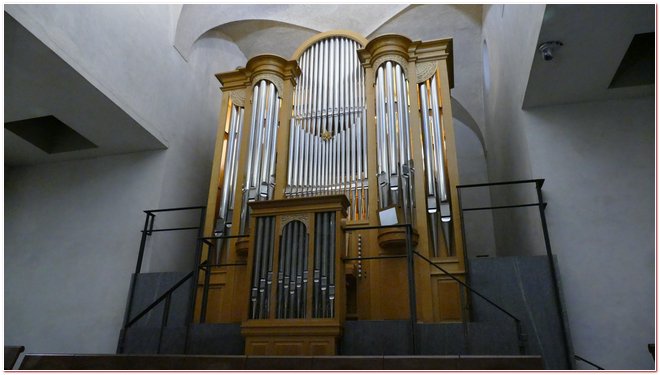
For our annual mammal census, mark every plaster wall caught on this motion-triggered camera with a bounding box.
[482,5,654,369]
[481,4,547,257]
[4,152,165,354]
[4,5,245,354]
[454,120,496,258]
[524,97,655,370]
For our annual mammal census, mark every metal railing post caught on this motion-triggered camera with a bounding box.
[157,293,172,354]
[515,319,526,355]
[405,224,418,355]
[184,207,206,353]
[200,259,212,323]
[459,284,469,354]
[535,181,573,368]
[117,212,153,353]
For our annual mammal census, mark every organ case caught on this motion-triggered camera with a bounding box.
[200,31,466,355]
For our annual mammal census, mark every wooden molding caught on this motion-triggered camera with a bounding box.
[291,30,369,60]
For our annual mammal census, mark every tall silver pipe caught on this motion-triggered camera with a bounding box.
[259,84,276,197]
[276,225,286,317]
[244,85,260,199]
[430,76,450,222]
[401,77,412,163]
[293,123,300,196]
[250,218,262,318]
[385,62,399,191]
[358,59,367,219]
[301,228,309,317]
[394,65,411,223]
[289,222,299,317]
[356,114,363,218]
[267,98,280,199]
[395,65,407,169]
[419,83,437,206]
[328,212,336,317]
[258,217,270,318]
[328,37,335,123]
[217,105,238,232]
[376,67,389,208]
[266,217,275,317]
[313,213,321,316]
[228,108,244,211]
[376,67,387,178]
[287,118,295,191]
[251,81,268,196]
[323,140,329,194]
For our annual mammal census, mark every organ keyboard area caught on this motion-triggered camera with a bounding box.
[201,32,467,356]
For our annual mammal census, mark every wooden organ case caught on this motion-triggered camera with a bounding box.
[200,31,466,356]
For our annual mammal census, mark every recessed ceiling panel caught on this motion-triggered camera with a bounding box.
[5,115,97,154]
[4,12,166,166]
[609,32,655,89]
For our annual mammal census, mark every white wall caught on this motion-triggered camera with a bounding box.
[524,97,655,370]
[453,120,496,258]
[5,152,165,353]
[4,5,246,354]
[482,4,655,369]
[482,4,547,257]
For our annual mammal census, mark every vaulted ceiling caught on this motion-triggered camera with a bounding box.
[6,4,653,167]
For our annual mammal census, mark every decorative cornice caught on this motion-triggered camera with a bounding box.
[216,54,301,94]
[415,61,438,84]
[252,73,284,97]
[408,38,454,89]
[358,34,413,67]
[229,89,248,107]
[280,214,309,229]
[372,54,409,77]
[291,30,369,61]
[216,69,251,92]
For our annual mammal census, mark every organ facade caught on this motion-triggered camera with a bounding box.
[199,31,467,355]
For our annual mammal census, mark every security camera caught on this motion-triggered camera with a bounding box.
[538,41,563,61]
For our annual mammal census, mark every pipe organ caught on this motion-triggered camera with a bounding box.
[201,31,466,356]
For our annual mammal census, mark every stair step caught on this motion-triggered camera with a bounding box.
[19,354,543,370]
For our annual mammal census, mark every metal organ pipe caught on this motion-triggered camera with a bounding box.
[239,80,281,233]
[375,61,415,223]
[250,217,275,319]
[418,74,452,257]
[286,37,367,221]
[215,104,245,264]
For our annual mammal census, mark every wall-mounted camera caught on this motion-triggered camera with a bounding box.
[538,41,563,61]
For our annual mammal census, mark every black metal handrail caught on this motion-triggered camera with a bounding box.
[118,205,206,354]
[342,223,526,355]
[456,178,573,368]
[412,250,521,323]
[125,270,194,328]
[574,354,605,370]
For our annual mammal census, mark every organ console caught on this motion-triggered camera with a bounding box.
[199,31,466,355]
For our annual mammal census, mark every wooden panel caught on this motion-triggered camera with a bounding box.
[247,341,268,356]
[310,340,333,356]
[434,278,462,321]
[378,258,409,319]
[273,342,304,356]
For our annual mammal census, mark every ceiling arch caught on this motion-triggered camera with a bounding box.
[174,4,409,60]
[451,96,486,153]
[206,20,318,61]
